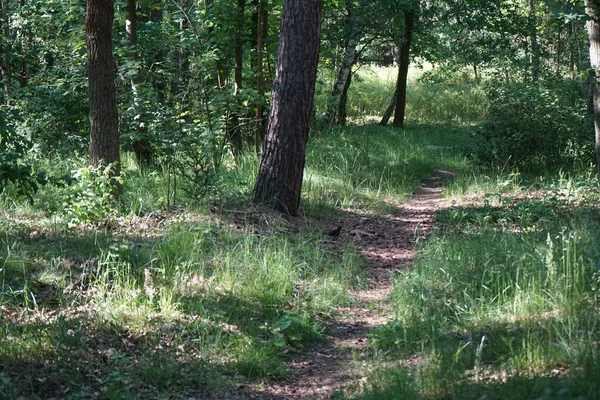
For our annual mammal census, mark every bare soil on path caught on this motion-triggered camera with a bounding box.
[239,170,456,399]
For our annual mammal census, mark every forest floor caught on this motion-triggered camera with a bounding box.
[242,170,457,400]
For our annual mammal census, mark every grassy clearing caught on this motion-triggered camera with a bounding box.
[0,119,470,398]
[304,124,471,216]
[3,66,599,398]
[355,170,600,399]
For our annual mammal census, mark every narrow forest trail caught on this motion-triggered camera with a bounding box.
[251,170,456,399]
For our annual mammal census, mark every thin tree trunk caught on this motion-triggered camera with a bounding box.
[392,10,414,128]
[126,0,153,168]
[0,0,10,100]
[379,89,396,126]
[86,0,121,192]
[228,0,245,156]
[327,1,359,125]
[585,0,600,177]
[528,0,540,81]
[255,0,266,154]
[338,69,352,125]
[253,0,322,216]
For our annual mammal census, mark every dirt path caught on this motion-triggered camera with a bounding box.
[246,170,456,400]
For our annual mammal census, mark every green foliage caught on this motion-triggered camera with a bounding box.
[0,108,46,200]
[407,68,487,124]
[473,80,593,169]
[61,164,122,227]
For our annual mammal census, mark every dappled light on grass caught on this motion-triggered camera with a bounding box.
[303,124,471,215]
[363,173,600,399]
[0,209,363,397]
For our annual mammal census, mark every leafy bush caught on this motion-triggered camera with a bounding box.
[62,163,122,227]
[0,108,46,200]
[473,81,593,168]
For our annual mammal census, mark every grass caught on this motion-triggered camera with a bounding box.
[357,169,600,399]
[0,121,473,398]
[2,67,600,398]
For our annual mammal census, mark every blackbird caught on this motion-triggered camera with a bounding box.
[325,225,342,238]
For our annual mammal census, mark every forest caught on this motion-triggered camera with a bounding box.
[2,0,600,398]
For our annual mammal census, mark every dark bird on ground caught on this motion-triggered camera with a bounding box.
[325,225,342,238]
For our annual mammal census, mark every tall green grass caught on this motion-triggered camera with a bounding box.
[360,172,600,399]
[304,124,471,215]
[319,65,487,125]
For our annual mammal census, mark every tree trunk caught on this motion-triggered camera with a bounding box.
[379,89,396,126]
[86,0,121,190]
[0,0,10,100]
[255,0,267,154]
[585,0,600,177]
[338,68,352,125]
[126,0,153,168]
[528,0,540,81]
[392,10,414,128]
[228,0,245,156]
[327,1,359,126]
[253,0,322,216]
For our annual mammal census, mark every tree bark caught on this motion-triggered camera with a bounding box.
[528,0,540,81]
[585,0,600,177]
[379,89,396,126]
[253,0,322,216]
[392,10,414,128]
[327,1,359,126]
[86,0,120,189]
[228,0,245,155]
[338,68,352,125]
[0,0,10,100]
[255,0,267,154]
[126,0,153,168]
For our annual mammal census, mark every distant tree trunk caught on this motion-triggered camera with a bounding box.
[379,89,396,126]
[0,0,10,100]
[255,0,267,154]
[528,0,540,81]
[585,0,600,177]
[327,1,359,125]
[392,10,414,128]
[86,0,121,191]
[126,0,153,168]
[204,0,226,91]
[253,0,322,216]
[228,0,245,156]
[338,69,352,125]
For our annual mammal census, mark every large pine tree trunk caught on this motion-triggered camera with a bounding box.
[586,0,600,177]
[392,10,414,128]
[253,0,322,216]
[86,0,120,186]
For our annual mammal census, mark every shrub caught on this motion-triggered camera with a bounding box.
[473,80,593,168]
[0,108,46,200]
